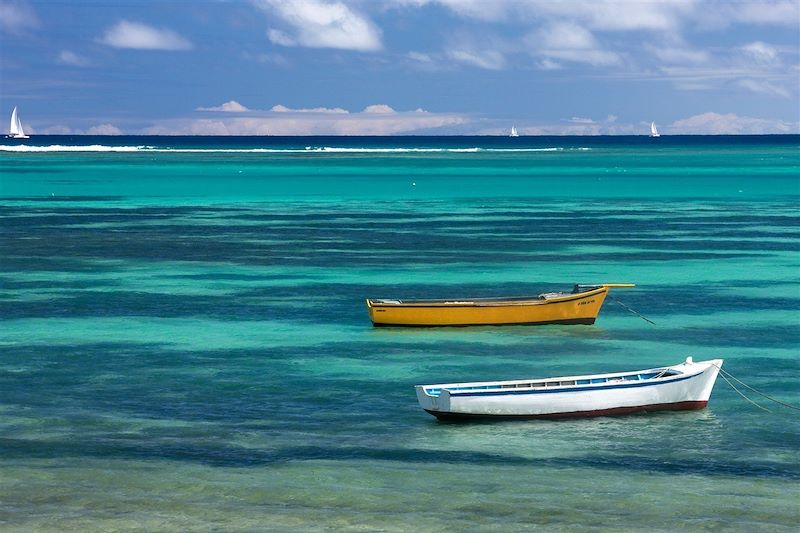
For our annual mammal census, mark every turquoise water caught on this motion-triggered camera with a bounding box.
[1,136,799,530]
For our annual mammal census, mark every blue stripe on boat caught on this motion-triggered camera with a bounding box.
[429,373,698,398]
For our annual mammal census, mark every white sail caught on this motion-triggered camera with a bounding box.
[9,107,20,136]
[650,121,660,137]
[8,107,29,138]
[510,126,519,137]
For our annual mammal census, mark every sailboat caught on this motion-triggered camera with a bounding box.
[649,121,660,138]
[8,107,29,139]
[510,126,519,137]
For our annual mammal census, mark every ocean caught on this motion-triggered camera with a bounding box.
[1,135,798,531]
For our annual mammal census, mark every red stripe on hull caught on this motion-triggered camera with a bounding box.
[426,401,708,421]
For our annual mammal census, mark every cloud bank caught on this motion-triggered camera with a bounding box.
[87,123,123,135]
[144,102,466,135]
[670,112,794,134]
[271,104,348,114]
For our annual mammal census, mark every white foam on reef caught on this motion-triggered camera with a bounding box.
[0,144,147,152]
[305,147,481,153]
[0,145,581,154]
[305,147,567,153]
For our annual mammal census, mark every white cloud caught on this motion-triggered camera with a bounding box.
[536,58,562,70]
[654,38,792,98]
[529,22,621,66]
[535,1,690,31]
[741,41,779,65]
[99,20,192,51]
[407,51,433,63]
[538,22,595,49]
[404,51,450,72]
[254,0,382,51]
[57,50,90,67]
[548,1,695,31]
[446,48,506,70]
[143,104,467,135]
[392,1,796,77]
[650,46,709,65]
[719,1,800,27]
[736,78,789,98]
[399,0,690,30]
[569,117,595,124]
[427,0,509,22]
[362,104,395,114]
[271,104,349,113]
[671,112,794,134]
[409,35,509,71]
[267,28,295,46]
[397,1,796,31]
[0,0,38,34]
[197,100,251,112]
[87,123,122,135]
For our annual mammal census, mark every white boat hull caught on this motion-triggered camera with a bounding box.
[416,359,722,420]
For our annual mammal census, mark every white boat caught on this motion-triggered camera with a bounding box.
[8,107,29,139]
[510,126,519,137]
[649,121,660,137]
[416,357,722,420]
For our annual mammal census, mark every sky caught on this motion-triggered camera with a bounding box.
[1,0,799,135]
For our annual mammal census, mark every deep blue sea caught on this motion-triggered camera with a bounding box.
[1,135,799,530]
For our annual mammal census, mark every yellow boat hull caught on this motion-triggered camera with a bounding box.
[367,286,612,327]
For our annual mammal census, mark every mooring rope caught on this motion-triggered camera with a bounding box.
[716,369,771,412]
[606,294,656,325]
[710,362,800,412]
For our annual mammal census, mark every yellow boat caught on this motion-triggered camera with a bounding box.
[366,284,635,327]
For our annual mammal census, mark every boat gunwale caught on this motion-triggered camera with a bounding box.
[432,372,699,398]
[367,287,606,308]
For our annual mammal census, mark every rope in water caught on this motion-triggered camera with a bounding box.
[607,294,656,325]
[711,362,800,412]
[716,369,771,412]
[604,292,797,413]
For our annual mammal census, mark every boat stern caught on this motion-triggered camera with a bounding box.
[366,298,403,326]
[415,385,451,415]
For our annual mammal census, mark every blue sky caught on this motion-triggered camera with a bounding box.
[1,0,798,135]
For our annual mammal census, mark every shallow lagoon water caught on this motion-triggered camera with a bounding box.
[1,136,799,531]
